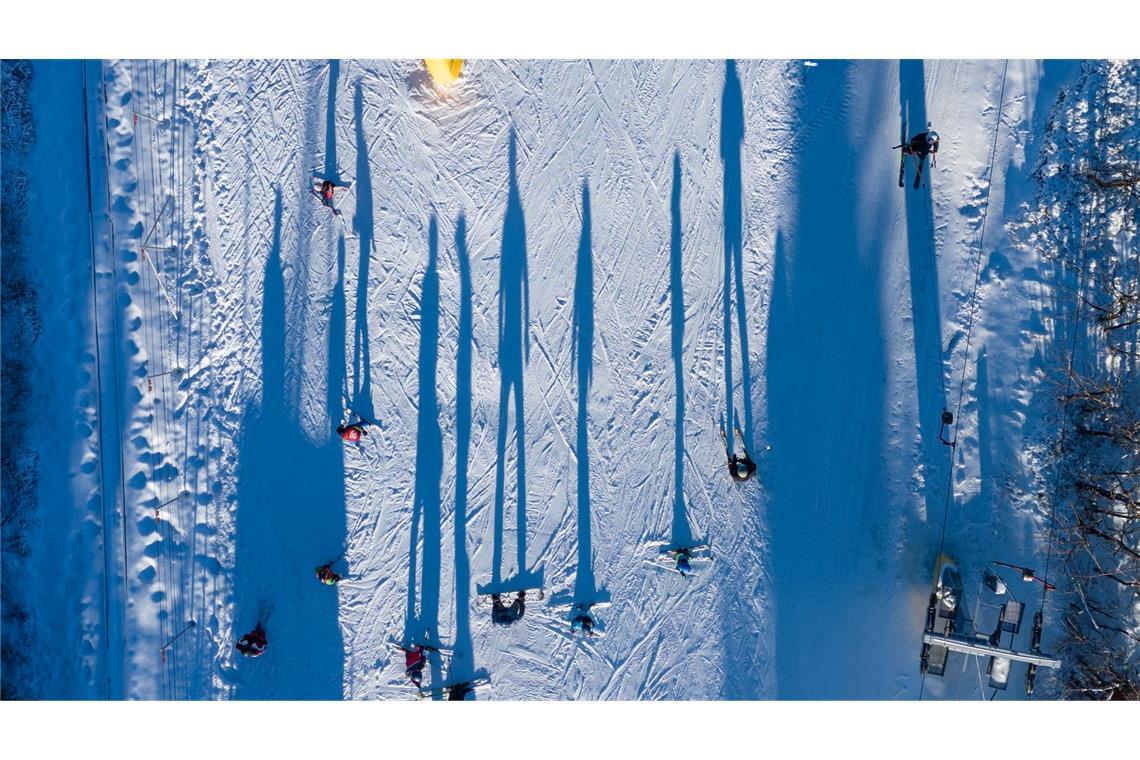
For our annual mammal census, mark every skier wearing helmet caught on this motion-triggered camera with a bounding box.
[905,125,940,165]
[721,423,757,483]
[674,548,693,576]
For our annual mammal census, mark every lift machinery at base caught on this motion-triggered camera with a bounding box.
[920,554,1060,696]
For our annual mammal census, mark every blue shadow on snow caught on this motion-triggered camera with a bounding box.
[323,60,341,182]
[448,213,476,684]
[232,188,346,698]
[899,59,950,523]
[404,216,444,688]
[482,130,543,596]
[721,60,755,449]
[350,80,374,421]
[764,61,892,698]
[571,181,604,606]
[670,151,695,548]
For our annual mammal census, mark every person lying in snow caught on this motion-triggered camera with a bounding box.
[491,591,527,626]
[315,564,341,585]
[336,421,369,442]
[235,623,267,658]
[570,612,596,636]
[312,179,342,215]
[403,645,427,687]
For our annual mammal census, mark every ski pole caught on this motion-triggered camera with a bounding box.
[161,620,196,651]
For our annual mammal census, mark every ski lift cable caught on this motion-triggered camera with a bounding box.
[920,60,1009,701]
[929,59,1010,603]
[132,59,175,699]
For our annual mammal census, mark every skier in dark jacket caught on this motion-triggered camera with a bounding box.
[723,425,757,483]
[236,623,267,658]
[728,451,757,483]
[570,611,595,636]
[904,127,940,166]
[491,591,526,626]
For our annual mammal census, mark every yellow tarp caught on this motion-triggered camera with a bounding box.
[424,59,463,87]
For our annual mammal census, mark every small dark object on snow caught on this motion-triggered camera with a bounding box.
[938,409,956,447]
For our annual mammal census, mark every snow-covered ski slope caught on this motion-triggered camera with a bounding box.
[13,58,1093,700]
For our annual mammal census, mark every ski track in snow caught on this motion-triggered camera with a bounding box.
[45,58,1083,699]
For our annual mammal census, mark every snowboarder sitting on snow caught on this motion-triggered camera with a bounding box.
[235,623,267,658]
[403,644,427,687]
[491,591,527,626]
[903,127,940,167]
[316,564,341,585]
[570,612,595,636]
[336,420,369,442]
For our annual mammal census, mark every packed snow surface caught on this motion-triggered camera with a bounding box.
[5,58,1092,699]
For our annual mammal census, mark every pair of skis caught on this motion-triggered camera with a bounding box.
[549,600,612,638]
[417,675,491,700]
[646,539,712,576]
[894,145,927,189]
[390,627,454,656]
[475,587,545,604]
[720,422,749,454]
[721,421,767,463]
[311,172,353,217]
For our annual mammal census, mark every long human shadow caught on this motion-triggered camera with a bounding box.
[233,189,345,698]
[900,59,949,522]
[405,217,443,671]
[670,152,695,548]
[323,60,341,182]
[572,181,601,605]
[449,213,475,683]
[765,61,892,698]
[484,130,542,593]
[722,59,755,450]
[350,80,374,420]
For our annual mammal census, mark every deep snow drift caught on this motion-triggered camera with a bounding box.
[4,58,1132,700]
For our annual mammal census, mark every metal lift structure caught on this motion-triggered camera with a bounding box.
[920,555,1061,696]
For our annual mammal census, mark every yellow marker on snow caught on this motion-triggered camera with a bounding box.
[424,59,463,87]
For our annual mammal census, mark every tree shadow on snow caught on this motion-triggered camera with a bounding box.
[232,188,346,699]
[764,61,893,698]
